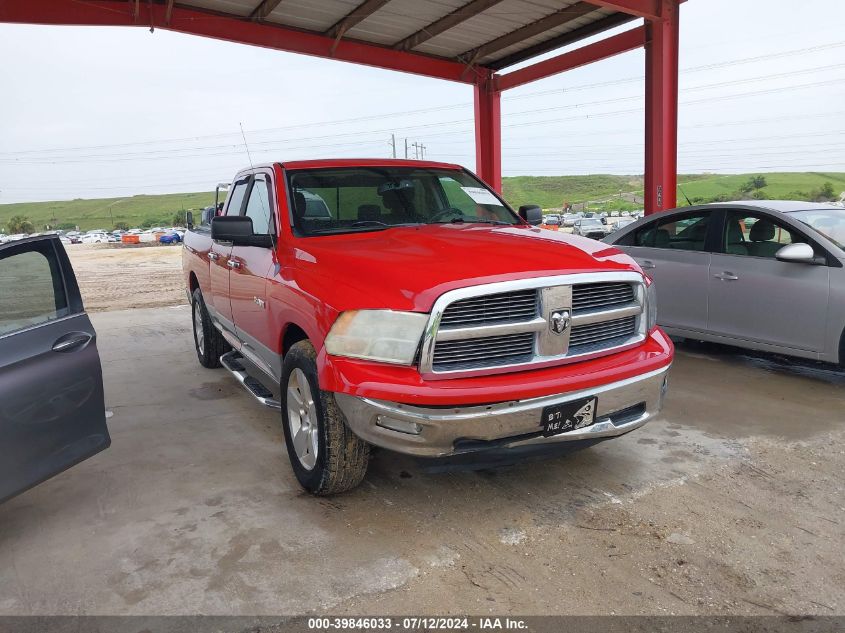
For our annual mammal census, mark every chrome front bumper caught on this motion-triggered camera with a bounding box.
[334,365,670,458]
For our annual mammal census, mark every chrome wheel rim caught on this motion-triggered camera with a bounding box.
[193,302,204,355]
[287,368,319,471]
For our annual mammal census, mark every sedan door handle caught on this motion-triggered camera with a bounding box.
[52,332,93,353]
[207,252,219,261]
[640,260,656,270]
[227,258,242,269]
[713,271,739,281]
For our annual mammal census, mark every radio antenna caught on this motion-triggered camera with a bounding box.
[239,122,255,169]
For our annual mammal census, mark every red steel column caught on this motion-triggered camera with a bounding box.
[474,71,502,192]
[644,0,679,214]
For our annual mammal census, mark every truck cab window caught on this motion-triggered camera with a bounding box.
[244,174,274,235]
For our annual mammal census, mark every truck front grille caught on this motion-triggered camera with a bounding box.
[572,282,634,313]
[569,315,637,352]
[439,289,538,327]
[422,273,646,378]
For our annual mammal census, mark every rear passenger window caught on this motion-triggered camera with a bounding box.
[723,211,799,258]
[0,242,69,336]
[225,179,249,216]
[243,174,274,235]
[634,213,711,252]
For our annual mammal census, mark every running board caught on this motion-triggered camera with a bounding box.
[220,350,281,410]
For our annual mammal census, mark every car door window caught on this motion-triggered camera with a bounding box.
[722,211,800,258]
[633,212,711,251]
[0,242,69,336]
[243,174,274,235]
[225,178,250,216]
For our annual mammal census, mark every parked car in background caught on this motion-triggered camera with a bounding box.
[543,214,561,226]
[610,218,637,232]
[562,212,583,227]
[159,231,183,245]
[0,235,109,503]
[5,234,30,243]
[182,159,671,495]
[604,201,845,366]
[572,217,607,239]
[81,232,109,244]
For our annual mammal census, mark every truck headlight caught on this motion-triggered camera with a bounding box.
[325,310,428,365]
[645,281,658,331]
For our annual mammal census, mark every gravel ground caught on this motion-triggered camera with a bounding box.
[65,243,186,312]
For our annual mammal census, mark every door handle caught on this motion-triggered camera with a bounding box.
[227,259,242,269]
[640,260,656,270]
[52,332,93,353]
[713,271,739,281]
[207,252,219,261]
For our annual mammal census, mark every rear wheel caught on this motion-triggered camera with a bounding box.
[281,341,369,495]
[191,288,228,368]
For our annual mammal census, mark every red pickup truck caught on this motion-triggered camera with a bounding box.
[182,159,672,495]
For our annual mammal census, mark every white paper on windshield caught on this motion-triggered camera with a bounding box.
[460,186,500,205]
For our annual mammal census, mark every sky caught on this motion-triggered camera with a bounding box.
[1,0,844,203]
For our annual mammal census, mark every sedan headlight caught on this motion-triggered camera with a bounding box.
[325,310,428,365]
[645,281,658,331]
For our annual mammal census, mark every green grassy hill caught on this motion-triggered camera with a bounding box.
[2,172,843,232]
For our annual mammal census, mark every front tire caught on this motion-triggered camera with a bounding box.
[281,341,369,495]
[191,288,228,368]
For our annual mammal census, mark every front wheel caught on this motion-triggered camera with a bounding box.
[191,288,228,368]
[281,341,369,495]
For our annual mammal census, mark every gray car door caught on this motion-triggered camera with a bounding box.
[707,209,829,353]
[619,210,715,333]
[0,236,109,503]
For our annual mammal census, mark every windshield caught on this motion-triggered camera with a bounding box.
[286,167,519,236]
[581,219,603,228]
[789,209,845,249]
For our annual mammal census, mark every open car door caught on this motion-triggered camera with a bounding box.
[0,236,109,503]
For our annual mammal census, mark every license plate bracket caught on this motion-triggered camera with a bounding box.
[541,397,597,437]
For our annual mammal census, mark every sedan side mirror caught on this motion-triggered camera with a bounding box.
[519,204,543,226]
[775,242,820,264]
[211,216,273,248]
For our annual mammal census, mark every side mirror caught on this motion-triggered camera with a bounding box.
[186,211,194,230]
[775,242,820,264]
[519,204,543,226]
[211,216,273,248]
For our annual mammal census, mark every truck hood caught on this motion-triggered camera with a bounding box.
[290,223,643,312]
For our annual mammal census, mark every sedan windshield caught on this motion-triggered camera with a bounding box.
[286,167,519,236]
[789,209,845,249]
[581,219,603,228]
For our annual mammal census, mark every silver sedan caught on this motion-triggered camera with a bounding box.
[603,201,845,366]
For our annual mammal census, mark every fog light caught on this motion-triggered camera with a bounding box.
[376,415,422,435]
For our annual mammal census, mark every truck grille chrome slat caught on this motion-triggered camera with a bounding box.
[433,333,535,370]
[439,289,538,327]
[422,273,647,379]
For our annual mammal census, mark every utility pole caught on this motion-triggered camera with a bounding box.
[410,142,426,159]
[389,133,396,158]
[404,138,408,159]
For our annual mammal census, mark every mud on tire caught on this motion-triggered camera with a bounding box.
[191,288,229,368]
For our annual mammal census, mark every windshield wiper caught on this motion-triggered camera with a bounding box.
[431,217,511,226]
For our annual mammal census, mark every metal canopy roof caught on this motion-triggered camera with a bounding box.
[168,0,636,70]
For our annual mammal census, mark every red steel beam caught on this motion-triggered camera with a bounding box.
[474,72,502,192]
[643,0,679,213]
[0,0,480,84]
[495,26,645,91]
[586,0,660,20]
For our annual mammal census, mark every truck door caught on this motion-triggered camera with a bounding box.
[0,236,109,503]
[228,172,280,380]
[209,176,250,329]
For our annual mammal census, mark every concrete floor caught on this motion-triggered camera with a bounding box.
[0,306,842,616]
